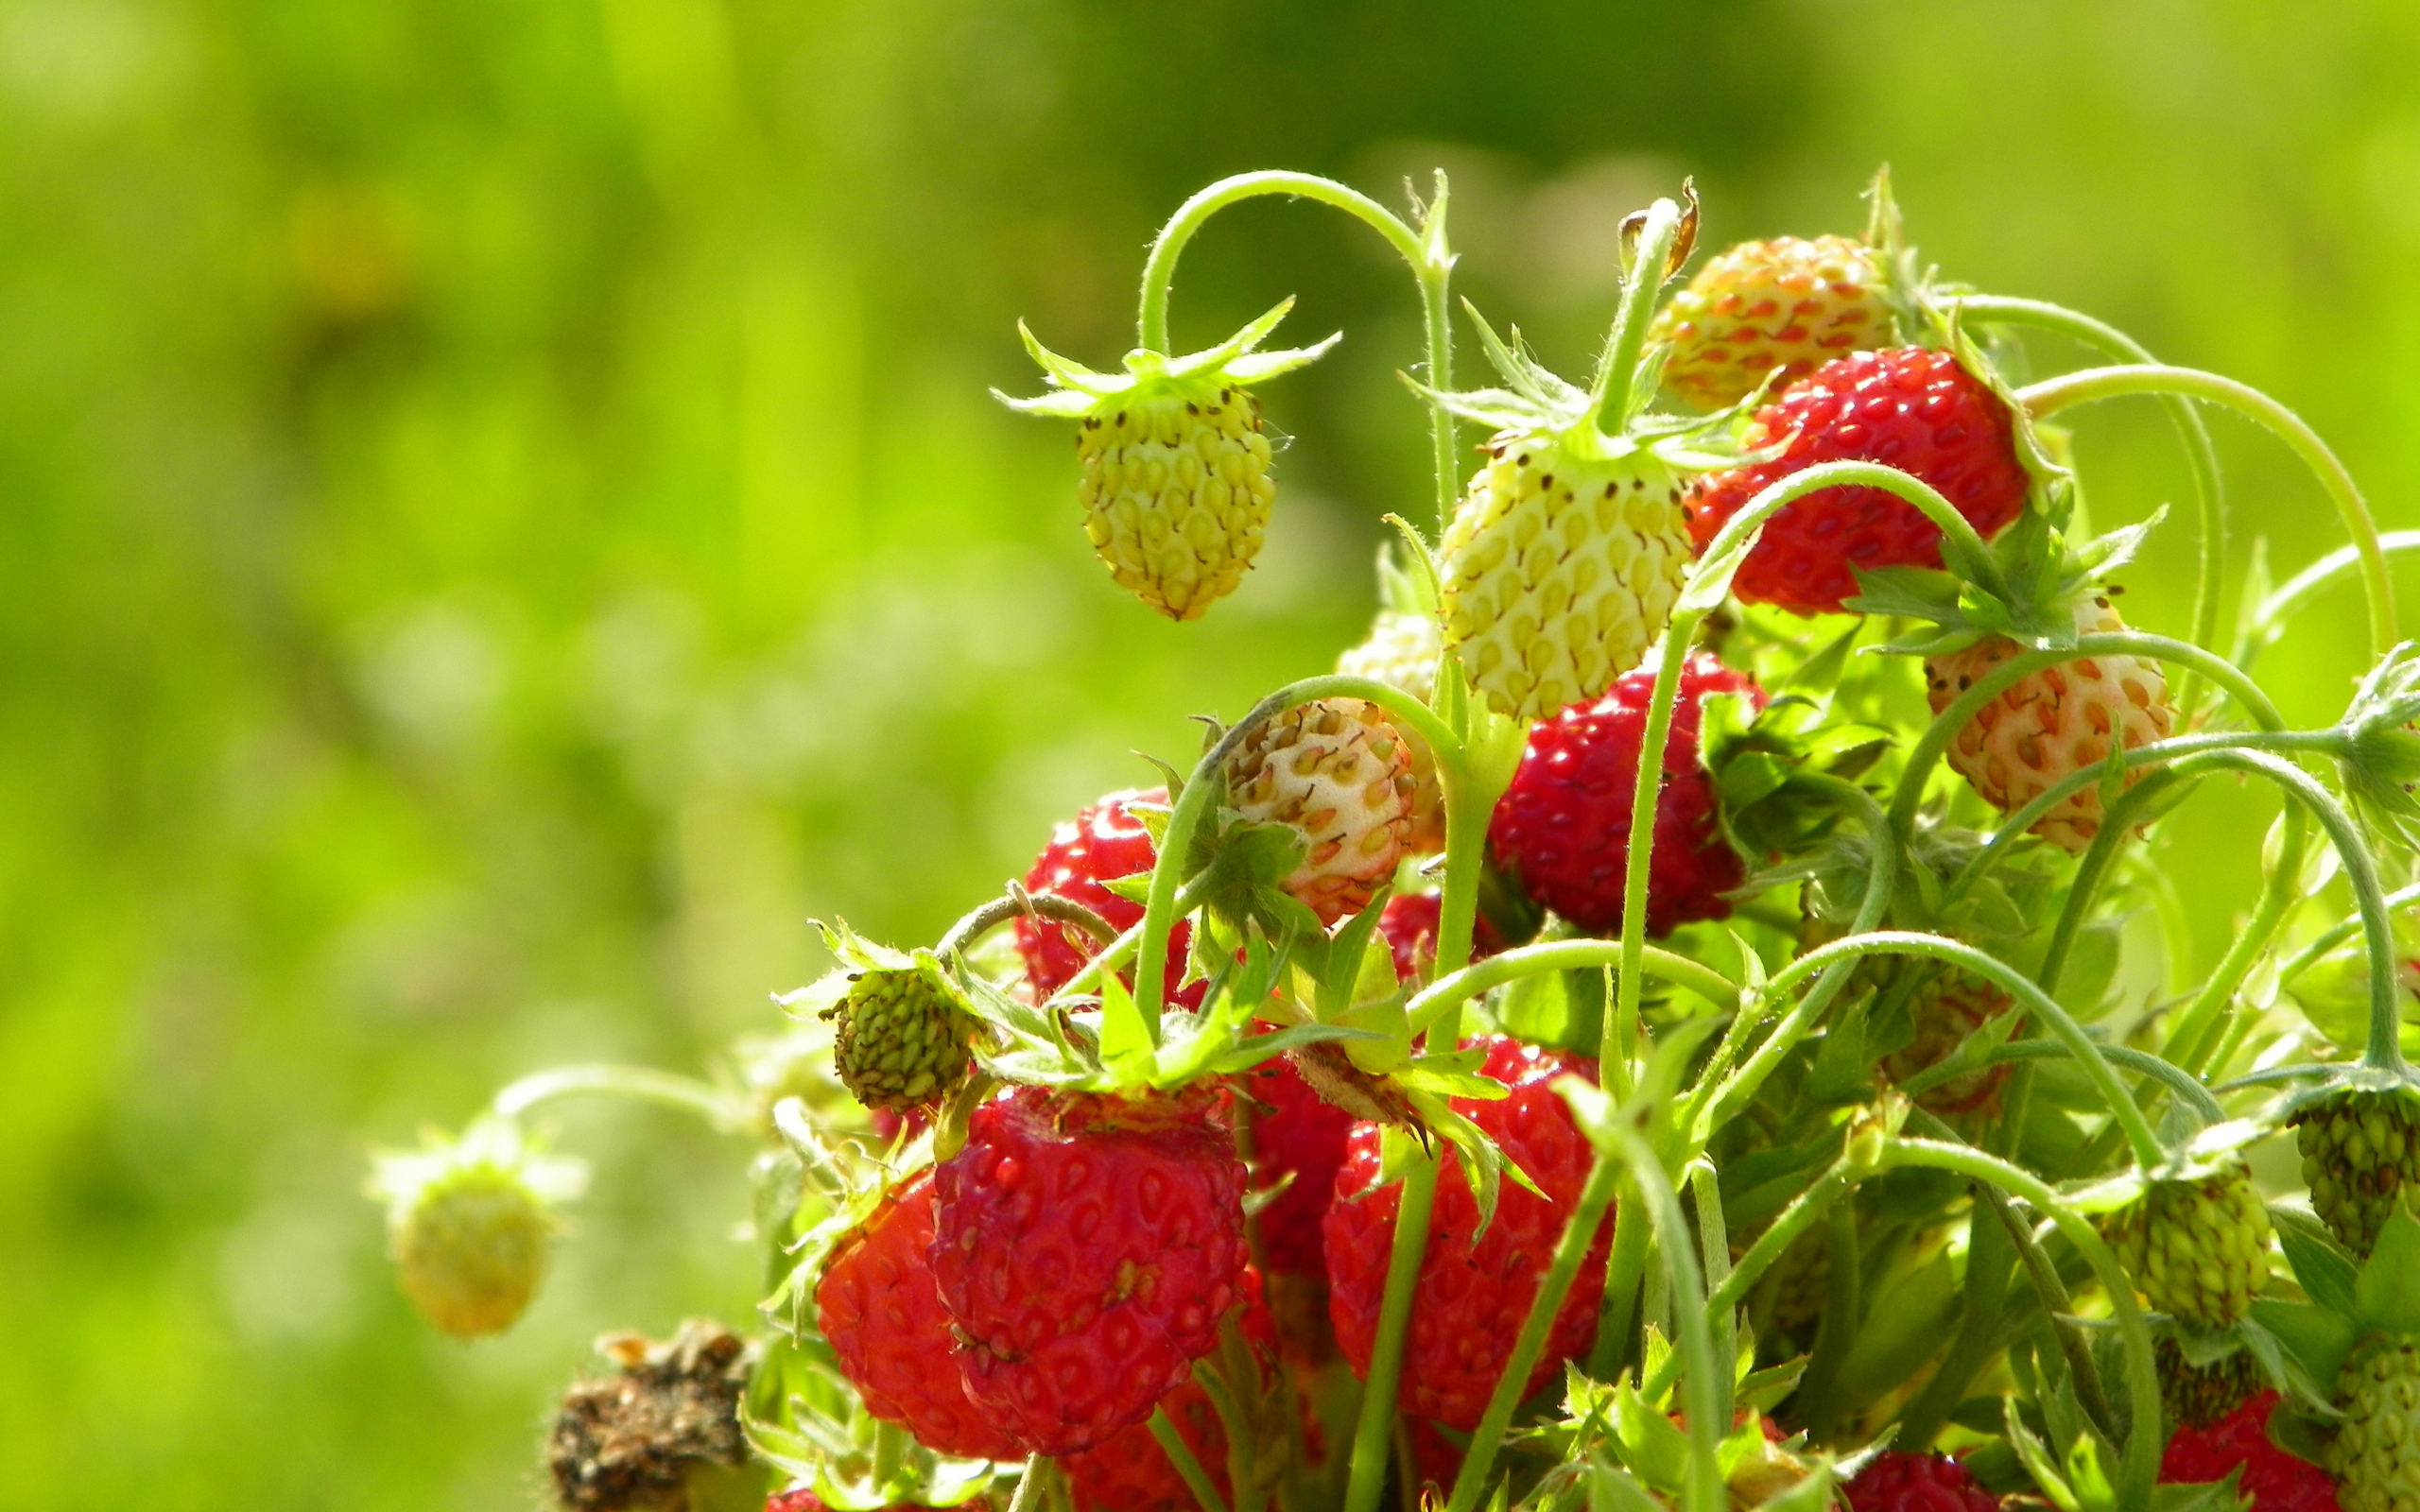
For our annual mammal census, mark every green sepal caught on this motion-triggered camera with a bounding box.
[1847,509,2160,659]
[2273,1206,2360,1318]
[2333,641,2420,852]
[2239,1302,2353,1419]
[995,298,1339,415]
[2354,1205,2420,1335]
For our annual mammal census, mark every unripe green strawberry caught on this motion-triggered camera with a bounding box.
[1337,609,1444,850]
[1001,301,1336,622]
[1649,234,1892,411]
[1438,431,1692,721]
[822,959,977,1112]
[1225,696,1417,925]
[2330,1337,2420,1512]
[2294,1091,2420,1256]
[2100,1162,2273,1328]
[368,1118,585,1338]
[788,923,980,1115]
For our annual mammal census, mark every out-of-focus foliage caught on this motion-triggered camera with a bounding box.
[4,0,2418,1505]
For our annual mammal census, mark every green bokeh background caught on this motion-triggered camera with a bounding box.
[8,0,2419,1505]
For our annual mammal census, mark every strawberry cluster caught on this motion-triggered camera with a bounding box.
[379,167,2420,1512]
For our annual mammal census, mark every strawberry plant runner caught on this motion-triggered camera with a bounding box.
[366,165,2420,1512]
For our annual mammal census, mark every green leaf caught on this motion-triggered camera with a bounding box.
[2273,1208,2360,1318]
[2356,1206,2420,1335]
[1806,998,1875,1106]
[2148,1473,2248,1512]
[2248,1300,2360,1396]
[1095,971,1154,1079]
[1613,1381,1693,1494]
[2065,1433,2121,1512]
[2003,1398,2083,1512]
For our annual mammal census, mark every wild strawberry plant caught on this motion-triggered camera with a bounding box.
[371,166,2420,1512]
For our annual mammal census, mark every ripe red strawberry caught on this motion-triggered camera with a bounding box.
[1244,1057,1356,1278]
[1488,654,1765,937]
[928,1086,1249,1455]
[1016,788,1201,1010]
[1063,1269,1280,1512]
[1686,347,2030,616]
[1841,1452,1999,1512]
[1374,893,1504,983]
[2162,1391,2340,1512]
[767,1496,957,1512]
[1322,1036,1611,1430]
[815,1172,1027,1461]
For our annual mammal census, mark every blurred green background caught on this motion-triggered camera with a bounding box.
[7,0,2420,1504]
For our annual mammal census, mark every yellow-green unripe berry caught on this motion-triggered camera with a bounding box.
[1076,383,1274,621]
[1437,431,1690,722]
[2100,1161,2273,1328]
[2331,1338,2420,1512]
[370,1119,584,1338]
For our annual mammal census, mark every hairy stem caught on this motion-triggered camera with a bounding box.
[2020,364,2395,657]
[1954,294,2226,710]
[1878,1139,2157,1507]
[491,1064,748,1129]
[1443,1158,1621,1512]
[1134,170,1458,532]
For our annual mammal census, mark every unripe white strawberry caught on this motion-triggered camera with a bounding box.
[1225,696,1417,925]
[1439,433,1692,721]
[1337,608,1445,851]
[369,1118,585,1338]
[1001,300,1336,622]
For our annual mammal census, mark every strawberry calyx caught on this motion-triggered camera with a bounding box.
[996,297,1339,421]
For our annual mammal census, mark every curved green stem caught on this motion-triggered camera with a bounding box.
[1581,198,1683,438]
[2188,749,2405,1073]
[2278,879,2420,987]
[1593,1117,1727,1512]
[1606,459,1971,1094]
[1135,170,1459,531]
[938,890,1116,962]
[1134,673,1462,1031]
[1773,932,2165,1168]
[1943,728,2330,908]
[491,1064,748,1129]
[1877,1138,2161,1510]
[1955,295,2227,703]
[2021,364,2395,657]
[1897,1038,2228,1125]
[2237,531,2420,671]
[1639,1156,1859,1400]
[1408,937,1741,1035]
[1443,1157,1621,1512]
[1150,1407,1230,1512]
[1890,630,2287,843]
[1687,776,1896,1138]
